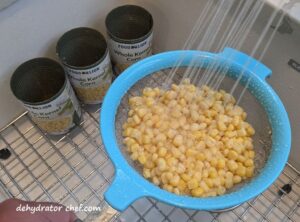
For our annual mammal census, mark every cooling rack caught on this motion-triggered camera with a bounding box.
[0,85,299,222]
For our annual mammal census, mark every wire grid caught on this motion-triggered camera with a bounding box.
[0,107,114,220]
[0,101,299,221]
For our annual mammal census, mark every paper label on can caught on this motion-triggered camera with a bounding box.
[108,32,153,66]
[64,53,112,88]
[23,80,81,134]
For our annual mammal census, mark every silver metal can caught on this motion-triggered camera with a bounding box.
[105,5,153,73]
[10,58,82,135]
[57,27,113,104]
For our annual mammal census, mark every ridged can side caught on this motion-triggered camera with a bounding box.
[57,27,113,105]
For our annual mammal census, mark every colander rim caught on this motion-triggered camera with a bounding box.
[100,48,291,211]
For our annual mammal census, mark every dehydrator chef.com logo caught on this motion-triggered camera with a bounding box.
[16,203,102,214]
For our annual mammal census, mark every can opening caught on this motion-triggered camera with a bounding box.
[10,58,66,104]
[105,5,153,41]
[57,27,107,68]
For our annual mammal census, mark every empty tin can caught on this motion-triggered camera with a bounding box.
[57,27,113,104]
[105,5,153,73]
[10,58,82,135]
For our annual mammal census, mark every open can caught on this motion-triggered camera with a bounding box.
[10,58,82,135]
[105,5,153,73]
[57,27,113,104]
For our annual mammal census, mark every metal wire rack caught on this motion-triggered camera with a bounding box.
[0,104,299,221]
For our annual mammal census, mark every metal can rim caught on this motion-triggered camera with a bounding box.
[59,48,109,70]
[10,57,68,106]
[106,29,153,45]
[105,4,153,44]
[56,27,108,70]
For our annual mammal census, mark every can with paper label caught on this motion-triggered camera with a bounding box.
[10,58,82,135]
[105,5,153,73]
[57,27,113,104]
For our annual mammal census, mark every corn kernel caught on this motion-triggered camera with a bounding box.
[178,179,187,191]
[228,150,238,160]
[142,135,151,144]
[173,135,183,146]
[196,153,206,161]
[247,125,255,136]
[138,155,147,165]
[225,178,233,189]
[133,115,141,124]
[202,169,209,178]
[158,147,167,157]
[248,150,255,158]
[227,124,235,131]
[227,160,238,171]
[192,187,204,197]
[233,175,242,184]
[209,168,218,178]
[209,129,219,137]
[217,121,227,131]
[246,167,254,177]
[163,184,173,193]
[217,159,226,169]
[137,108,147,118]
[213,178,221,187]
[188,178,199,189]
[170,174,180,186]
[245,159,254,167]
[173,188,180,195]
[177,163,186,174]
[143,168,151,178]
[217,186,226,195]
[157,158,167,171]
[236,166,246,177]
[181,173,191,182]
[186,148,197,157]
[204,178,214,188]
[152,153,158,161]
[236,155,246,163]
[179,116,187,126]
[199,181,209,192]
[130,152,138,160]
[145,160,155,169]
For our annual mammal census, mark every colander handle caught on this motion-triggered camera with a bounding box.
[104,169,148,211]
[220,48,272,80]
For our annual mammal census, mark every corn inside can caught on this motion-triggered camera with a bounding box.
[105,5,153,73]
[57,27,113,104]
[10,58,82,135]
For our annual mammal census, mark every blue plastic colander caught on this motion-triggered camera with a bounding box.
[100,48,291,211]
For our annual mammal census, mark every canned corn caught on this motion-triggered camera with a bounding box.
[105,5,153,73]
[10,58,82,135]
[57,27,112,104]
